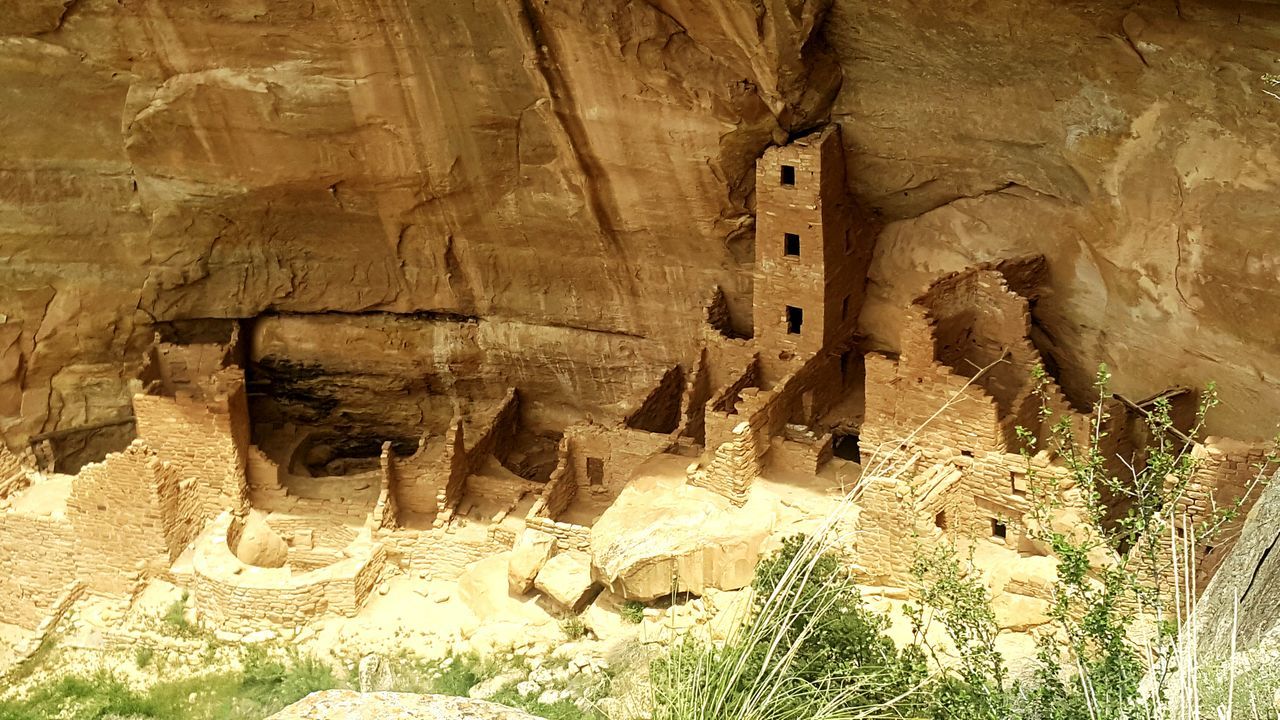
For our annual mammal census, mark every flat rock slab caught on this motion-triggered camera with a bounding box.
[268,690,539,719]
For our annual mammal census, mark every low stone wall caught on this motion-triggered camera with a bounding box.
[0,581,83,681]
[408,525,515,581]
[0,512,77,629]
[525,516,591,552]
[192,514,385,634]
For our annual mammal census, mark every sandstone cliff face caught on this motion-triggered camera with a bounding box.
[1,0,1278,453]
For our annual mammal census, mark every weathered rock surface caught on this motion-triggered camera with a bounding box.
[2,0,1279,454]
[267,690,537,719]
[508,529,557,596]
[456,554,556,631]
[591,473,777,601]
[580,590,637,642]
[234,512,288,569]
[1195,470,1280,659]
[533,550,597,612]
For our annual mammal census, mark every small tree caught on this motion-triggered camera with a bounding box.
[1015,364,1274,720]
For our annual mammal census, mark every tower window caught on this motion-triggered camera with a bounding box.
[785,306,803,334]
[783,233,800,257]
[991,519,1007,542]
[780,164,796,186]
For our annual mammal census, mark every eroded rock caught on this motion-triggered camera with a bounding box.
[591,474,777,601]
[508,529,557,596]
[533,551,598,613]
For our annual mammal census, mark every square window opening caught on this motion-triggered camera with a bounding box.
[586,457,604,487]
[781,164,796,186]
[960,449,973,458]
[785,306,803,335]
[935,511,947,530]
[784,233,800,257]
[991,519,1008,542]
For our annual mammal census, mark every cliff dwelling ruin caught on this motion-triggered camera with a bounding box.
[0,124,1269,677]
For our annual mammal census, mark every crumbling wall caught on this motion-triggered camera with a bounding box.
[391,390,520,520]
[0,445,29,498]
[678,349,713,445]
[67,441,199,595]
[372,443,399,531]
[133,368,249,518]
[245,446,288,504]
[0,512,76,628]
[564,423,674,496]
[860,263,1081,463]
[526,440,592,551]
[625,366,684,435]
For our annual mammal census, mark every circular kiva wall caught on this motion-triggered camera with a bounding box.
[190,512,385,634]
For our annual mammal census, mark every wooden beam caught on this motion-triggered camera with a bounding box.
[28,417,135,444]
[1111,393,1194,446]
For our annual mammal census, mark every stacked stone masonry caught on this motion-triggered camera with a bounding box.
[0,125,1266,645]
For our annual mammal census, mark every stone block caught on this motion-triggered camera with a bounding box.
[533,550,598,612]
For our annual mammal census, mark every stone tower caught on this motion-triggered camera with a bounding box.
[753,125,866,376]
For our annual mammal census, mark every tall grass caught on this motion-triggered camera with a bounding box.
[649,370,999,720]
[649,362,1279,720]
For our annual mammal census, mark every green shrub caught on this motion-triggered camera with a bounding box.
[561,615,587,640]
[621,601,645,624]
[0,645,344,720]
[651,533,925,720]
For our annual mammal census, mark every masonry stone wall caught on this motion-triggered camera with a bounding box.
[373,443,399,531]
[861,261,1083,466]
[409,524,516,581]
[754,125,872,380]
[564,423,674,496]
[625,366,684,435]
[391,390,520,522]
[0,445,28,498]
[192,514,385,633]
[678,348,713,446]
[1136,437,1277,594]
[0,512,77,628]
[133,368,250,519]
[68,441,201,595]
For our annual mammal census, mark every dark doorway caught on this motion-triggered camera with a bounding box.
[832,433,861,462]
[785,306,803,335]
[781,164,796,186]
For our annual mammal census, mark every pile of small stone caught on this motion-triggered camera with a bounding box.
[468,642,611,713]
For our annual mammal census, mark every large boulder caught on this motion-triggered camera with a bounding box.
[533,550,598,612]
[234,512,288,569]
[268,690,538,719]
[1196,469,1280,659]
[591,473,777,601]
[507,529,557,595]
